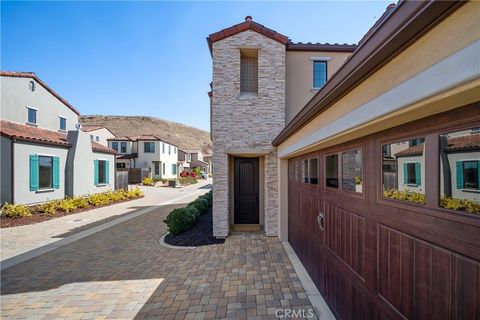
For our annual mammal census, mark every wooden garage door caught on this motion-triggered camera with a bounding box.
[288,103,480,319]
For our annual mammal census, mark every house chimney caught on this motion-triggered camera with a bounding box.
[245,16,252,22]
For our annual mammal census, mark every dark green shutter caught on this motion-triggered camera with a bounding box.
[105,160,110,184]
[403,163,408,184]
[52,157,60,189]
[29,155,39,191]
[456,161,463,189]
[94,160,99,185]
[415,162,421,186]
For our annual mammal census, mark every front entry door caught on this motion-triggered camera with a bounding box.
[234,157,259,224]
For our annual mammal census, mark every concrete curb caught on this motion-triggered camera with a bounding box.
[158,233,196,250]
[282,242,336,320]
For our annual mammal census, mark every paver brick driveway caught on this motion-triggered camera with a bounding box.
[1,204,315,319]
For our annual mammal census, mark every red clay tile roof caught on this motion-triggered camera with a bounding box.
[91,141,116,154]
[131,135,161,141]
[445,134,480,152]
[395,134,480,157]
[107,136,132,141]
[0,120,116,154]
[207,17,289,54]
[286,42,357,52]
[395,143,424,157]
[0,120,71,147]
[0,71,81,115]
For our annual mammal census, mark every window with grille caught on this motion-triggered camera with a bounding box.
[240,50,258,93]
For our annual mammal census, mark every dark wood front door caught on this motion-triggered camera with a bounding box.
[288,104,480,319]
[234,157,259,224]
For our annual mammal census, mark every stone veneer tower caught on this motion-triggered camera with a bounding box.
[208,17,288,237]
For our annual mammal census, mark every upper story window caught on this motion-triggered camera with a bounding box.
[162,142,165,154]
[95,136,99,142]
[174,147,177,154]
[168,145,171,155]
[59,117,66,131]
[27,107,37,124]
[111,142,119,151]
[120,142,127,153]
[240,49,258,93]
[313,61,327,89]
[144,142,155,153]
[90,135,94,140]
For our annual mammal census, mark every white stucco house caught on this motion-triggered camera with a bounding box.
[108,136,179,179]
[0,71,116,205]
[81,125,116,146]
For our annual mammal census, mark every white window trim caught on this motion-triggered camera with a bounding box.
[310,56,331,61]
[26,105,38,111]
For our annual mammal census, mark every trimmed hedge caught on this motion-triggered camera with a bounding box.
[164,191,213,235]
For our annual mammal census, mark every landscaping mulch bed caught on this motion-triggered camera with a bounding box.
[0,196,143,229]
[164,208,225,247]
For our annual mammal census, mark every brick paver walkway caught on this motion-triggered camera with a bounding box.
[1,204,315,320]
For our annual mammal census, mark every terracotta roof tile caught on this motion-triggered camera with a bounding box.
[0,71,81,115]
[91,141,116,154]
[207,18,289,54]
[445,134,480,152]
[0,120,116,154]
[0,120,70,147]
[107,136,132,141]
[395,143,424,157]
[117,153,138,159]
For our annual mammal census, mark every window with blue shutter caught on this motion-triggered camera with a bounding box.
[415,162,421,186]
[462,160,479,190]
[105,160,110,184]
[94,160,99,185]
[403,163,408,185]
[30,155,39,191]
[52,157,60,189]
[172,164,176,175]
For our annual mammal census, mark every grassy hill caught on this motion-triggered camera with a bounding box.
[80,115,212,154]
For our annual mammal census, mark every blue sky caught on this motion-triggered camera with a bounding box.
[2,1,391,131]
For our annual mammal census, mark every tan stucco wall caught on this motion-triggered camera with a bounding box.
[278,1,480,156]
[285,51,352,123]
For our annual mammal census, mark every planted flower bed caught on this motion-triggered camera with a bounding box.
[0,187,144,228]
[163,191,224,246]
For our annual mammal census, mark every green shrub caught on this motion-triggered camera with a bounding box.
[163,207,198,235]
[199,191,212,207]
[1,203,32,218]
[185,205,200,219]
[193,167,201,175]
[87,193,111,206]
[39,201,58,215]
[57,198,77,213]
[142,177,154,186]
[383,189,426,204]
[440,197,480,214]
[191,198,209,215]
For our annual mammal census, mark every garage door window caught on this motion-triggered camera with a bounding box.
[302,160,308,183]
[382,137,425,204]
[342,149,362,193]
[309,158,318,185]
[326,154,339,188]
[439,128,480,214]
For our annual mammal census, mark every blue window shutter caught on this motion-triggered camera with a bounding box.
[52,157,60,189]
[403,163,408,185]
[172,164,176,174]
[478,161,480,190]
[456,161,463,189]
[415,162,421,186]
[30,155,39,191]
[94,160,99,185]
[105,160,110,184]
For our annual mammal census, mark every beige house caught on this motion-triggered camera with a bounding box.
[81,125,116,146]
[209,1,480,318]
[208,16,355,237]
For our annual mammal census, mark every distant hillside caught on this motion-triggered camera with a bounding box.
[80,115,212,154]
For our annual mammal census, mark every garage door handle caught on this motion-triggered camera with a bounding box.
[317,212,324,231]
